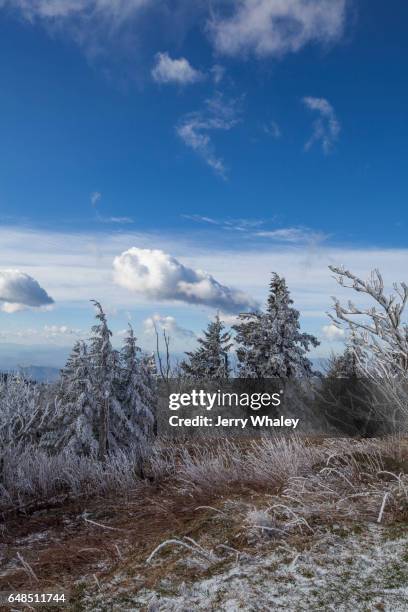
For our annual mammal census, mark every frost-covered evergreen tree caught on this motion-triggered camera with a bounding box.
[119,324,155,444]
[59,340,82,398]
[326,336,361,379]
[44,340,99,455]
[181,314,232,380]
[233,273,319,378]
[89,300,119,461]
[0,303,158,472]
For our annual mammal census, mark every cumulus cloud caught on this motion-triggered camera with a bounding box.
[152,52,203,84]
[322,323,345,341]
[0,269,54,313]
[208,0,347,58]
[113,247,257,313]
[176,93,242,177]
[143,314,195,338]
[303,96,340,154]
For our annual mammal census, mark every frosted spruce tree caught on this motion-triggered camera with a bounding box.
[47,340,99,455]
[89,300,119,461]
[326,333,362,379]
[181,314,232,380]
[119,324,155,444]
[233,273,319,378]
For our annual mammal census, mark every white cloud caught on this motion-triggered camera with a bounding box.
[183,214,220,226]
[263,120,281,139]
[322,323,345,341]
[113,247,257,313]
[1,0,349,71]
[97,216,134,224]
[218,313,240,326]
[208,0,347,58]
[255,227,327,244]
[44,324,81,337]
[143,314,195,338]
[0,0,154,66]
[177,93,242,177]
[1,0,152,23]
[0,269,54,313]
[90,191,134,224]
[303,96,340,154]
[184,214,266,233]
[1,302,26,313]
[1,225,408,360]
[152,52,203,85]
[211,64,225,84]
[90,191,101,207]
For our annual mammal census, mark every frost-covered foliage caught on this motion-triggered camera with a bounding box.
[0,302,157,468]
[330,266,408,374]
[88,300,118,460]
[325,333,361,379]
[233,273,319,378]
[0,374,44,448]
[330,266,408,426]
[181,314,232,380]
[0,444,149,508]
[118,324,155,444]
[49,341,99,456]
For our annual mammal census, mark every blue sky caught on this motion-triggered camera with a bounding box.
[0,0,407,367]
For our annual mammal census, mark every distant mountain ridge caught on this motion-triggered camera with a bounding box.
[2,365,61,383]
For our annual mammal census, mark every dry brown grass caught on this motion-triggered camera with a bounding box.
[1,435,408,607]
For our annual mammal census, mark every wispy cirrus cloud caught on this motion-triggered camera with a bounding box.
[303,96,340,154]
[0,0,151,20]
[152,52,204,85]
[176,93,242,178]
[98,216,134,224]
[183,216,324,246]
[182,214,265,232]
[262,120,281,139]
[90,191,101,207]
[90,191,134,224]
[255,227,328,245]
[0,0,155,67]
[210,64,225,84]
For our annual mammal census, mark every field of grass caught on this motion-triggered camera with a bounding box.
[1,435,408,610]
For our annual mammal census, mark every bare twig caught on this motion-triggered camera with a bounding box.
[377,492,390,523]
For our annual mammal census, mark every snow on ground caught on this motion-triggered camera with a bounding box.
[79,524,408,611]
